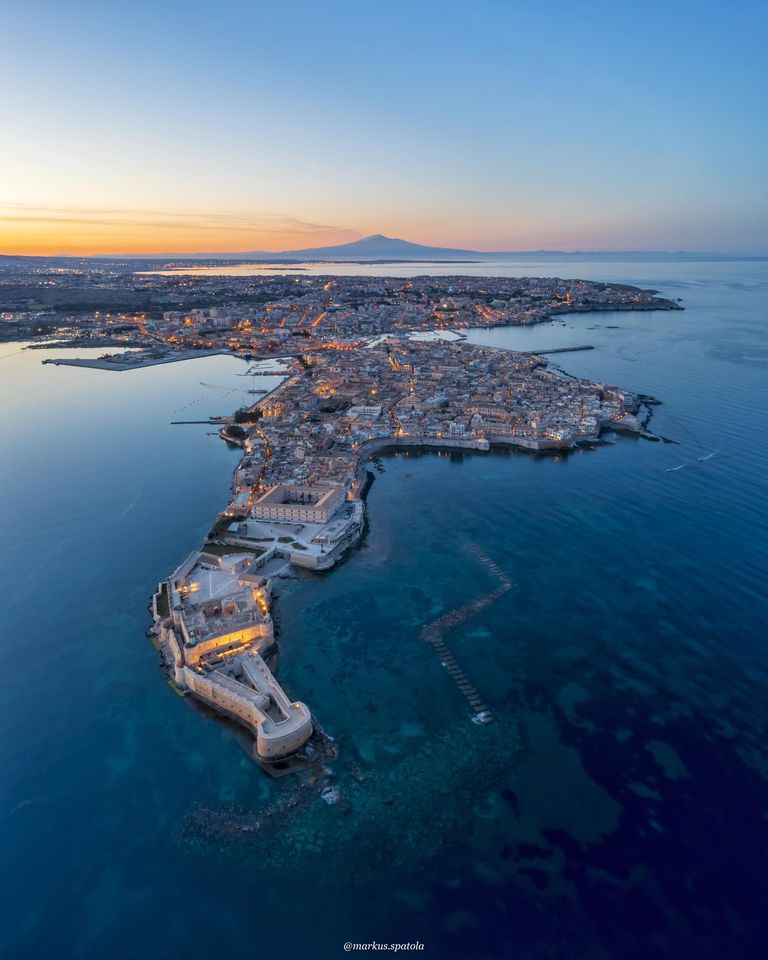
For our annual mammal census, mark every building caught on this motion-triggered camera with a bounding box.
[251,483,346,524]
[162,550,313,759]
[346,404,382,418]
[180,653,313,760]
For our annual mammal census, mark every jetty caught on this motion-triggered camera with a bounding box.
[420,545,514,724]
[523,344,594,355]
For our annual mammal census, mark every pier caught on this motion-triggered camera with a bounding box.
[420,545,514,723]
[523,344,594,355]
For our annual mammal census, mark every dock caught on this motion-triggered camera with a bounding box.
[523,344,594,355]
[171,419,227,425]
[420,544,514,723]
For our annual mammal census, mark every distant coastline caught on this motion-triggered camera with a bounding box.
[12,262,681,768]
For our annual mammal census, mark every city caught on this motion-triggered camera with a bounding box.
[148,326,662,769]
[0,259,680,353]
[3,0,765,956]
[1,256,680,773]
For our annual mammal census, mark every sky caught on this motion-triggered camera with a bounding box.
[1,0,767,256]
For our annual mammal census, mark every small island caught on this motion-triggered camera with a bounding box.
[149,331,662,769]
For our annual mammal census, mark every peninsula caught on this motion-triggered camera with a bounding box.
[1,267,680,350]
[149,333,659,769]
[8,258,678,769]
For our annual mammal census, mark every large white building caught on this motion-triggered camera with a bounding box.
[251,483,346,524]
[162,550,313,760]
[346,404,382,419]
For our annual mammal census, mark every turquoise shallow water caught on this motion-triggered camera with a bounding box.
[1,260,767,959]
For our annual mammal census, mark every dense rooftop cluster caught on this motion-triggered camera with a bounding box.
[0,264,679,348]
[232,339,644,498]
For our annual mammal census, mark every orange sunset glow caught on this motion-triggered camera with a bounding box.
[0,205,362,257]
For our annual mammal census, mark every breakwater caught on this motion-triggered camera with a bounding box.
[523,344,594,355]
[42,347,236,371]
[421,544,515,723]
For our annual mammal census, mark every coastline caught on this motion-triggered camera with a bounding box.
[40,347,236,371]
[15,274,679,769]
[5,255,768,960]
[21,278,681,374]
[149,330,660,766]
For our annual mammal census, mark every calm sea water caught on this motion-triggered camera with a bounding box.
[1,260,767,960]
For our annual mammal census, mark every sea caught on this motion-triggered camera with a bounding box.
[0,259,766,960]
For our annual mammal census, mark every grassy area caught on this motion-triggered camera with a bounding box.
[208,515,235,539]
[156,585,170,619]
[277,536,294,543]
[291,541,308,550]
[202,542,265,557]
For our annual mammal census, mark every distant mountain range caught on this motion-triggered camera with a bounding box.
[234,234,480,261]
[148,235,761,262]
[2,234,765,263]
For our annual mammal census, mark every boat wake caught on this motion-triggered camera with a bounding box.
[120,483,144,517]
[666,449,721,472]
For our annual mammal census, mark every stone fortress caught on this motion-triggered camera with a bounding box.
[153,550,313,761]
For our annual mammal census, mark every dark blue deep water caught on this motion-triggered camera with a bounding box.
[1,260,767,960]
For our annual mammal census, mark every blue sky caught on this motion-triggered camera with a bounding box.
[1,0,766,253]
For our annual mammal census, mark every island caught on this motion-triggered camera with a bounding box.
[5,258,679,769]
[149,333,660,770]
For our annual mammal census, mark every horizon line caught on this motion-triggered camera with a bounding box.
[3,248,768,261]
